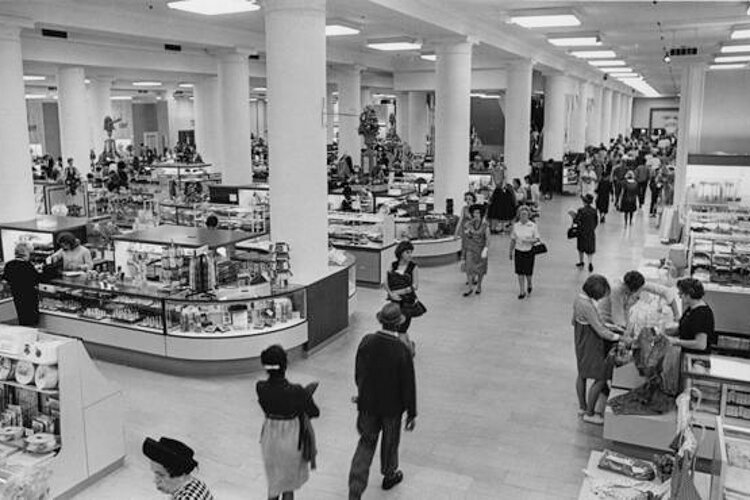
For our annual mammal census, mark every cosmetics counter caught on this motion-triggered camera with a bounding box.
[34,226,355,375]
[328,212,395,286]
[0,216,89,262]
[394,213,461,266]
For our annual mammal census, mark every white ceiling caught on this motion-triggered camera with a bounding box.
[5,0,750,96]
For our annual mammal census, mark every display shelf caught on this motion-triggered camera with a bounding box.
[168,317,306,339]
[0,216,88,263]
[0,379,58,396]
[329,213,395,285]
[711,416,750,499]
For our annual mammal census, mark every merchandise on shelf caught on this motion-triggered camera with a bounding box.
[328,212,395,249]
[688,231,750,288]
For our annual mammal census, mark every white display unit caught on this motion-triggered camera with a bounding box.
[0,326,124,498]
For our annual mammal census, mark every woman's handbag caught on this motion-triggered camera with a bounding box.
[531,242,548,255]
[400,299,427,318]
[567,222,580,239]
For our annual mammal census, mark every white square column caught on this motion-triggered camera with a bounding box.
[87,76,113,154]
[675,63,706,206]
[58,66,91,172]
[504,59,534,181]
[587,84,603,147]
[542,73,568,161]
[193,76,222,167]
[336,65,363,164]
[218,50,253,184]
[601,88,613,146]
[570,80,589,152]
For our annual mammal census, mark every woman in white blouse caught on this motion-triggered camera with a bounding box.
[509,206,541,299]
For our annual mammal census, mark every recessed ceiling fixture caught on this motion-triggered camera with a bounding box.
[24,94,48,99]
[721,44,750,53]
[23,75,46,81]
[133,81,162,87]
[589,60,626,67]
[715,54,750,63]
[178,83,194,88]
[571,50,617,59]
[600,67,633,73]
[547,35,600,47]
[731,28,750,39]
[663,53,671,63]
[111,96,133,101]
[509,14,581,28]
[167,0,260,16]
[420,53,437,62]
[613,73,641,79]
[709,63,747,69]
[326,24,360,37]
[84,78,91,84]
[367,37,422,51]
[252,87,267,92]
[620,78,660,98]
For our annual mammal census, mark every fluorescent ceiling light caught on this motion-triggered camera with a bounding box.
[509,14,581,28]
[715,55,750,63]
[84,78,91,84]
[111,96,133,101]
[249,98,258,102]
[23,75,45,81]
[600,67,632,73]
[613,74,641,79]
[721,44,750,53]
[326,24,360,37]
[747,5,750,15]
[548,36,600,47]
[589,60,625,66]
[571,50,617,59]
[24,94,47,99]
[420,53,437,62]
[620,78,660,98]
[178,83,194,88]
[709,63,747,69]
[367,38,421,51]
[133,81,162,87]
[731,28,750,39]
[252,87,266,92]
[167,0,260,16]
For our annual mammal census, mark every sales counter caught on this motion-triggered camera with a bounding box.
[36,253,356,375]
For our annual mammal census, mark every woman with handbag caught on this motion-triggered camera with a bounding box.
[257,345,320,500]
[385,241,423,354]
[509,206,542,300]
[569,194,598,272]
[461,204,490,296]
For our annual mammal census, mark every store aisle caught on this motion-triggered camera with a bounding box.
[74,198,656,500]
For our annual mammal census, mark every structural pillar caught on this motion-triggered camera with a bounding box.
[610,91,621,141]
[337,65,362,164]
[675,63,706,206]
[623,94,633,137]
[165,85,181,149]
[218,50,252,184]
[0,18,35,222]
[326,82,336,144]
[571,80,588,152]
[87,76,113,154]
[601,88,613,145]
[58,66,91,172]
[360,87,371,108]
[434,41,472,215]
[407,91,428,153]
[587,84,603,147]
[264,0,328,283]
[542,73,567,161]
[395,91,408,143]
[193,76,222,167]
[504,59,534,181]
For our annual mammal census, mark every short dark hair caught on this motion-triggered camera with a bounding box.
[677,277,704,300]
[205,215,218,228]
[582,274,611,300]
[394,240,414,262]
[464,191,476,203]
[469,203,485,218]
[260,344,288,373]
[623,271,645,292]
[57,232,78,248]
[582,194,594,205]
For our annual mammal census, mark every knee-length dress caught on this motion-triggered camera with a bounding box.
[620,180,639,213]
[257,377,319,497]
[572,294,613,380]
[575,205,598,255]
[462,219,488,275]
[596,178,612,215]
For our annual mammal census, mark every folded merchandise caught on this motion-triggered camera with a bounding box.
[598,450,657,481]
[14,361,35,386]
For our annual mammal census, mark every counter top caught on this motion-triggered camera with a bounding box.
[0,215,89,232]
[113,226,254,248]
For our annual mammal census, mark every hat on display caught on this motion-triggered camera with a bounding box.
[376,303,405,328]
[142,437,198,476]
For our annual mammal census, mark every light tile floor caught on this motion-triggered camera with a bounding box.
[73,197,659,499]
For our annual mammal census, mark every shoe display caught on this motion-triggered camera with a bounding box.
[382,470,404,490]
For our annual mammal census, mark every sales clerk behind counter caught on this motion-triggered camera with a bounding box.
[47,232,92,271]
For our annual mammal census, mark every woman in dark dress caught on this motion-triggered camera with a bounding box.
[489,183,517,233]
[2,243,41,326]
[666,278,716,354]
[257,345,320,500]
[618,170,640,227]
[385,241,420,354]
[570,194,598,272]
[595,172,613,223]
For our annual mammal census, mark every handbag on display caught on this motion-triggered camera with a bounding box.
[531,242,548,255]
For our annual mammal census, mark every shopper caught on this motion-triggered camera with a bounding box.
[204,215,219,229]
[488,183,516,233]
[579,163,597,199]
[573,275,622,425]
[256,345,320,500]
[595,170,613,224]
[2,243,41,326]
[540,158,555,200]
[512,178,525,206]
[461,204,490,296]
[348,303,417,500]
[142,436,214,500]
[618,171,640,227]
[455,191,476,240]
[509,206,541,300]
[634,160,650,208]
[599,270,680,327]
[385,241,421,354]
[665,278,716,354]
[611,160,627,203]
[648,166,665,217]
[570,194,598,272]
[523,175,540,207]
[49,232,92,271]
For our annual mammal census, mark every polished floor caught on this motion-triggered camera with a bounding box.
[74,197,658,499]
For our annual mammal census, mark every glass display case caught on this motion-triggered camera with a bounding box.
[711,416,750,499]
[328,212,395,249]
[152,162,221,204]
[0,216,88,263]
[688,232,750,287]
[394,213,458,241]
[683,354,750,429]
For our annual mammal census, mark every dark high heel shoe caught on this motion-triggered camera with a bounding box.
[518,293,526,299]
[527,286,533,295]
[463,289,474,297]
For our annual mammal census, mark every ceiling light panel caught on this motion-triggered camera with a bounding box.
[731,28,750,39]
[715,55,750,63]
[571,50,617,59]
[252,87,267,92]
[133,81,162,87]
[548,36,600,47]
[509,14,581,28]
[420,53,437,62]
[167,0,260,15]
[111,96,133,101]
[709,63,747,69]
[589,60,625,67]
[600,67,633,73]
[178,83,194,88]
[620,78,660,98]
[367,38,422,51]
[326,24,360,37]
[23,75,46,81]
[721,44,750,53]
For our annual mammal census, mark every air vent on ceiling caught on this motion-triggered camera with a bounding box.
[669,47,698,57]
[41,28,68,39]
[165,44,182,52]
[248,53,260,60]
[137,90,148,94]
